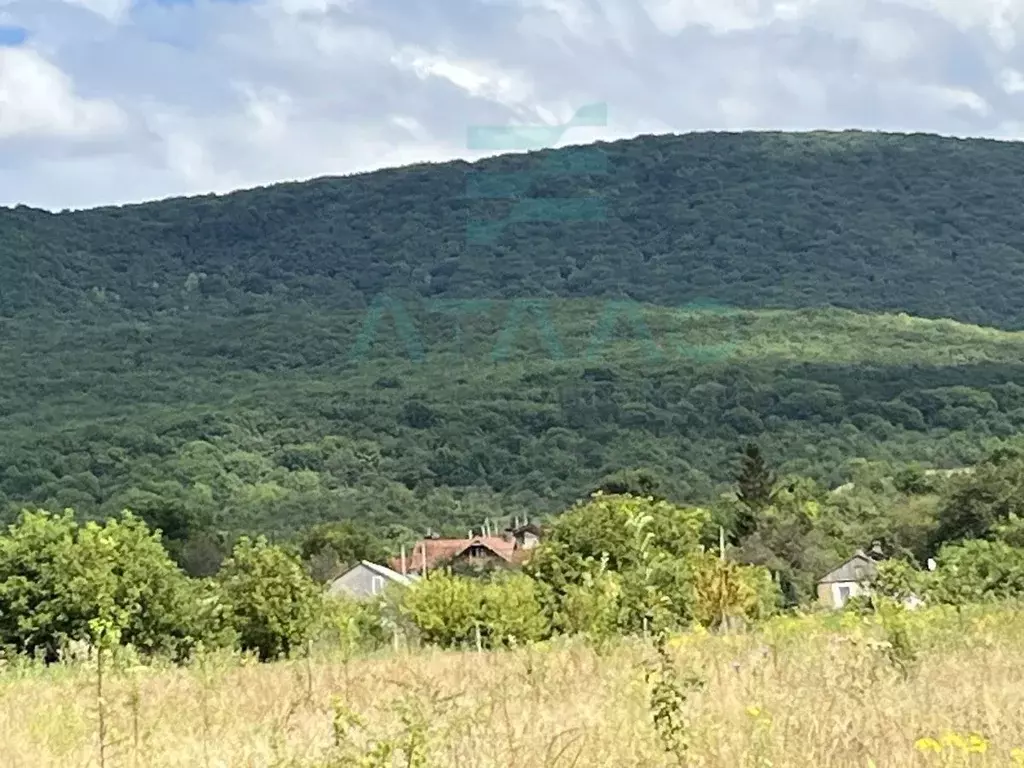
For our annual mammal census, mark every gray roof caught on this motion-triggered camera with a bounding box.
[356,560,414,586]
[327,560,414,597]
[818,551,878,584]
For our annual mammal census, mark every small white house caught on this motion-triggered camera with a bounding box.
[817,550,879,609]
[327,560,414,601]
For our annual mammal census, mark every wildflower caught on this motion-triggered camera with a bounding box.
[1011,747,1024,765]
[914,737,942,753]
[746,706,762,719]
[940,732,967,750]
[965,734,988,754]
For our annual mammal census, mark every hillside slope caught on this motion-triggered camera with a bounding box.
[4,130,1024,326]
[4,302,1024,536]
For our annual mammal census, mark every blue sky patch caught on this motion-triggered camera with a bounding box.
[0,26,28,47]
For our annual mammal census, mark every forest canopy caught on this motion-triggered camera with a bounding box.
[3,129,1024,553]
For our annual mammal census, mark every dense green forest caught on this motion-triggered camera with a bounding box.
[5,130,1024,326]
[5,129,1024,565]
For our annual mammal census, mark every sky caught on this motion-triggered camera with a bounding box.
[1,0,1024,211]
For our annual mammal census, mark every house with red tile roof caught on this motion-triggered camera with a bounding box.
[389,530,537,576]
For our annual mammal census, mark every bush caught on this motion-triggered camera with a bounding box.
[555,559,622,647]
[399,571,484,647]
[400,570,550,649]
[480,573,551,647]
[927,540,1024,604]
[692,552,780,629]
[318,594,390,653]
[0,509,208,661]
[217,536,323,660]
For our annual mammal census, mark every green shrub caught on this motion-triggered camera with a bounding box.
[0,509,207,661]
[400,570,550,649]
[399,571,484,648]
[480,573,550,647]
[217,536,323,660]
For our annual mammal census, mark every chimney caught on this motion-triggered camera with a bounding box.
[400,545,407,576]
[422,542,428,576]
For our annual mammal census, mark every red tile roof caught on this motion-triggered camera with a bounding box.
[390,535,520,574]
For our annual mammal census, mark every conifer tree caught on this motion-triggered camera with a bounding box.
[735,443,775,538]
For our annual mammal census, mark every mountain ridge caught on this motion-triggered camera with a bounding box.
[4,129,1024,326]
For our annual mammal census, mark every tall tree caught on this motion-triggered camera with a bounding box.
[735,444,775,538]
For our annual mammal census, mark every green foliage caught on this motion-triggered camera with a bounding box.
[8,130,1024,330]
[299,521,389,583]
[3,302,1024,542]
[873,559,924,604]
[527,493,713,634]
[398,570,549,649]
[875,539,1024,606]
[0,509,212,661]
[877,598,918,679]
[9,131,1024,542]
[399,572,483,648]
[735,443,774,536]
[993,514,1024,547]
[733,476,842,605]
[217,536,323,660]
[555,558,623,647]
[933,454,1024,544]
[479,573,551,647]
[527,493,780,635]
[927,540,1024,604]
[528,493,708,587]
[642,632,705,764]
[691,552,780,629]
[590,468,667,500]
[318,596,389,654]
[11,132,1024,654]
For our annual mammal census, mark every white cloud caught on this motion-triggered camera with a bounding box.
[1,0,1024,209]
[60,0,131,24]
[923,85,991,116]
[0,46,125,140]
[1000,67,1024,93]
[642,0,767,35]
[855,18,921,64]
[392,48,535,108]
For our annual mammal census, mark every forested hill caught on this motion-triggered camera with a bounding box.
[4,130,1024,325]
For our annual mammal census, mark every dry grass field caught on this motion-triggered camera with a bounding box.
[2,605,1023,768]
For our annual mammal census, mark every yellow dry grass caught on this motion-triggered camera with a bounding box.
[1,605,1023,768]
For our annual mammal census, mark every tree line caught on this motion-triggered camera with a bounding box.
[4,443,1024,663]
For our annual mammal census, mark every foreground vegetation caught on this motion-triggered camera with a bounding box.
[3,606,1023,767]
[3,442,1024,767]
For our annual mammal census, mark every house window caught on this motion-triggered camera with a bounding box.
[371,575,384,595]
[838,585,851,604]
